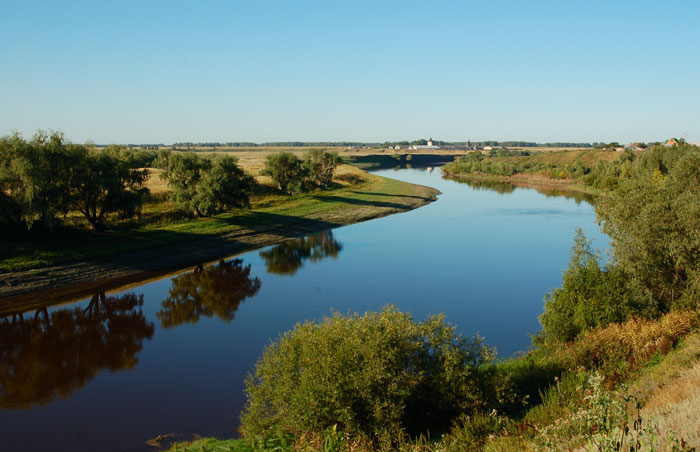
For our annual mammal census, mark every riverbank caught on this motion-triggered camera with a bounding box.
[164,308,700,452]
[0,166,439,313]
[443,171,600,197]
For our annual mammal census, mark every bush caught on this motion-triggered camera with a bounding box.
[240,306,511,444]
[551,309,699,378]
[158,152,255,216]
[261,152,308,194]
[539,229,656,342]
[304,149,339,188]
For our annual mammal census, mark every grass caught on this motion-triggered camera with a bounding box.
[0,165,438,274]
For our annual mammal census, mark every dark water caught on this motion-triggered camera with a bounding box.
[0,168,608,452]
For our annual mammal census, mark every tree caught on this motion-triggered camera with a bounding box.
[261,152,308,194]
[193,155,256,214]
[597,143,700,309]
[539,229,655,343]
[240,306,513,444]
[66,147,150,231]
[0,131,73,231]
[158,152,255,216]
[304,149,339,188]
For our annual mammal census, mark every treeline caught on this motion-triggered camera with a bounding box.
[443,147,625,188]
[1,131,342,233]
[0,131,153,232]
[538,142,700,342]
[172,141,371,148]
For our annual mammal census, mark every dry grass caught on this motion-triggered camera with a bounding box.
[643,363,700,450]
[548,310,700,380]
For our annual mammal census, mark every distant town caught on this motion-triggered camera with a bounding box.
[107,137,696,152]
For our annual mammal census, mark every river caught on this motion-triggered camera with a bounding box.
[0,167,608,451]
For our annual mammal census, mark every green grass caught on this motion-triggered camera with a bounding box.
[165,438,250,452]
[0,167,438,273]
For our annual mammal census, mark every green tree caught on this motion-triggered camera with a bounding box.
[0,131,73,230]
[539,230,655,342]
[261,152,308,194]
[597,144,700,309]
[158,152,255,216]
[304,149,339,188]
[66,147,150,231]
[241,306,513,444]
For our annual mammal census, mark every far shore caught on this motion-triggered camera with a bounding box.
[0,167,439,315]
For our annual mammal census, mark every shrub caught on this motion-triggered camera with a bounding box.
[304,149,339,188]
[158,152,255,216]
[240,306,511,444]
[261,152,308,194]
[549,310,699,379]
[539,229,656,342]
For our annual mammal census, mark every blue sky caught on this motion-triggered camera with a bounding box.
[1,0,698,144]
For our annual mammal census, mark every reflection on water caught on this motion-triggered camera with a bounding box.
[157,259,262,328]
[445,175,595,204]
[259,231,343,275]
[0,293,154,410]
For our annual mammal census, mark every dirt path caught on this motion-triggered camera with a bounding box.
[0,185,438,314]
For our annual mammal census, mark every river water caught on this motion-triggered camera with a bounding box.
[0,168,608,451]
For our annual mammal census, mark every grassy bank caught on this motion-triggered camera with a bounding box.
[0,165,438,306]
[0,165,436,274]
[442,148,629,194]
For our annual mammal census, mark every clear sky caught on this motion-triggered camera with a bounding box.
[1,0,698,144]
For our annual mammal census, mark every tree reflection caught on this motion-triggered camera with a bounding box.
[259,230,343,276]
[0,292,154,410]
[157,258,261,328]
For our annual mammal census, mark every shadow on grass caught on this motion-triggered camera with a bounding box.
[311,195,413,211]
[349,191,435,202]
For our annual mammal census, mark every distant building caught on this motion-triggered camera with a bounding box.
[410,137,439,150]
[665,138,679,147]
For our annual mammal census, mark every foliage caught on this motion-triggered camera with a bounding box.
[549,310,699,379]
[262,150,340,194]
[66,146,150,230]
[261,152,308,194]
[157,151,256,216]
[304,149,340,188]
[597,143,700,310]
[0,131,73,230]
[0,131,150,231]
[539,229,656,342]
[240,306,513,444]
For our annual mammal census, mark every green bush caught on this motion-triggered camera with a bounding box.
[240,306,512,444]
[261,152,308,194]
[539,229,656,342]
[157,152,255,216]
